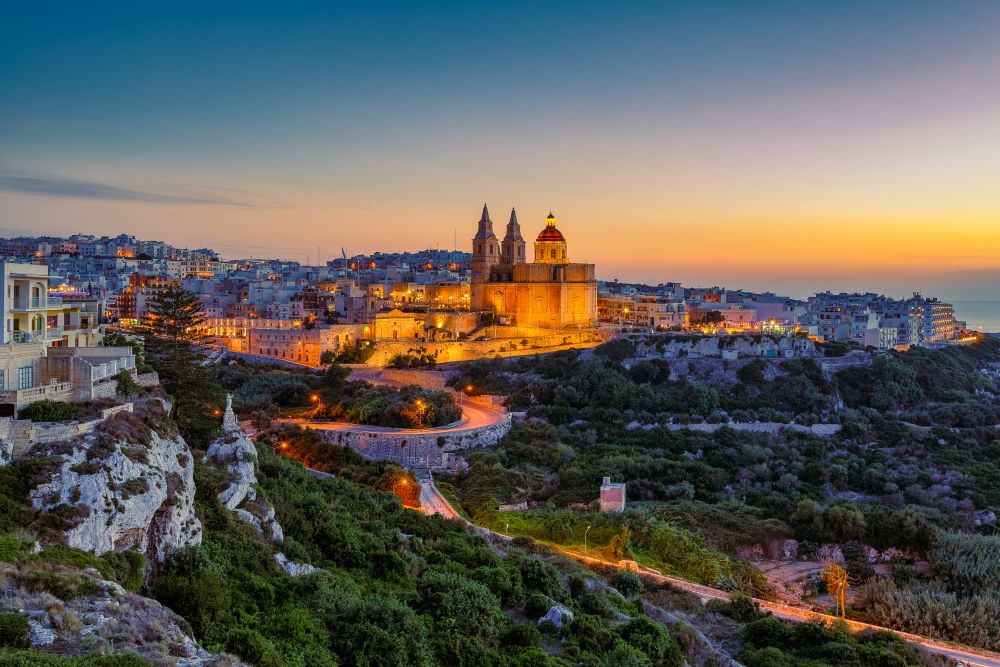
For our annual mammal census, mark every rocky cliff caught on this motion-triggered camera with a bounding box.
[26,401,202,565]
[205,396,318,577]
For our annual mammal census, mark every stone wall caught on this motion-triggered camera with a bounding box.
[372,328,612,365]
[1,403,135,458]
[318,413,512,471]
[629,334,820,360]
[629,421,842,437]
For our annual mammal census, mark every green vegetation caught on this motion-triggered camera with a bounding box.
[210,360,460,428]
[149,444,688,666]
[442,336,1000,653]
[16,400,78,422]
[143,286,224,447]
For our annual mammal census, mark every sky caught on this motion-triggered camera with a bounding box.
[2,1,1000,300]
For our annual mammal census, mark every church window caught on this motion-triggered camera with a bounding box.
[489,244,494,254]
[550,249,556,259]
[518,246,522,256]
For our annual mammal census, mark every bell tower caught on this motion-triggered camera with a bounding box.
[471,203,499,284]
[501,207,526,265]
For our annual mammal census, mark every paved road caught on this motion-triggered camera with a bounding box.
[287,369,507,436]
[417,479,1000,667]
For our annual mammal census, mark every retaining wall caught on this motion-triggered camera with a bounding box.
[318,413,512,471]
[628,421,842,437]
[2,403,135,458]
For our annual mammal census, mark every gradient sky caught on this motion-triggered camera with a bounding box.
[2,1,1000,299]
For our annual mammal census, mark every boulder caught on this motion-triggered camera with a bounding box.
[538,604,574,631]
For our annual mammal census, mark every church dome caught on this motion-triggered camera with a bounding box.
[536,226,566,242]
[536,212,565,242]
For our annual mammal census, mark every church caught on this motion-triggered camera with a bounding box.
[470,205,597,329]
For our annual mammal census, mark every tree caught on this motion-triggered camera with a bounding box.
[697,311,726,326]
[144,286,221,446]
[821,563,848,618]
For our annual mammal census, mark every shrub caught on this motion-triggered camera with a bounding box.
[0,614,30,649]
[115,370,140,398]
[612,570,644,598]
[502,623,541,648]
[17,400,78,422]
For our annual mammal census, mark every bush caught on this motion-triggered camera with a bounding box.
[17,400,78,422]
[612,570,644,598]
[115,370,140,398]
[0,615,30,649]
[502,623,541,648]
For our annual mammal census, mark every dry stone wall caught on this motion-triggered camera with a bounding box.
[319,413,512,471]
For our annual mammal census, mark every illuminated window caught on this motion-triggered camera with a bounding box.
[550,249,556,259]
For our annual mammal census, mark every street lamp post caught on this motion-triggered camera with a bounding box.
[584,525,592,557]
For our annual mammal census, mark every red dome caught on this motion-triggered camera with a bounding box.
[536,226,566,242]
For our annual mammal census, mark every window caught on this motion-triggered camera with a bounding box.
[0,370,4,392]
[18,366,33,390]
[550,249,556,259]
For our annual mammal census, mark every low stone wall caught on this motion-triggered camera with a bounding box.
[2,403,135,458]
[317,414,512,471]
[628,421,842,437]
[223,350,316,370]
[372,329,612,365]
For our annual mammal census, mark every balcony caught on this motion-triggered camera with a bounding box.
[10,296,63,311]
[1,381,73,409]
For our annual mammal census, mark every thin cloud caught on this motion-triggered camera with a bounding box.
[0,172,266,207]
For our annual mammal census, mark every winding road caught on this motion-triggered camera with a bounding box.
[286,368,508,437]
[417,479,1000,667]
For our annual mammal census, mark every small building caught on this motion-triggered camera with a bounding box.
[599,476,626,513]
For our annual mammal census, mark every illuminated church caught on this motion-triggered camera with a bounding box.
[470,205,597,328]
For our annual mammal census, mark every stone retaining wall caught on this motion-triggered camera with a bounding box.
[628,421,841,437]
[372,329,611,365]
[318,413,512,471]
[2,403,135,458]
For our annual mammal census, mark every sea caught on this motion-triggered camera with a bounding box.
[951,300,1000,334]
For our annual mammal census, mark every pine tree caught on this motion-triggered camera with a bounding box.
[145,286,221,446]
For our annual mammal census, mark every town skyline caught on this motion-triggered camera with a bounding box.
[3,2,1000,300]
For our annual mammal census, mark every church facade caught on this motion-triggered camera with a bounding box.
[470,205,597,329]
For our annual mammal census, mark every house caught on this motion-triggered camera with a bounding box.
[599,476,626,513]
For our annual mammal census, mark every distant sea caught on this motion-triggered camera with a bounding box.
[952,300,1000,334]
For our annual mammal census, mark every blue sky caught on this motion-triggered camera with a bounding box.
[2,1,1000,299]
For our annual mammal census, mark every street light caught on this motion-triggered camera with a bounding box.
[584,525,592,557]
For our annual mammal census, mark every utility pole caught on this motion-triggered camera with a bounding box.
[584,525,592,557]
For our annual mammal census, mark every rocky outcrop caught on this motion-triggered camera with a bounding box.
[537,603,573,631]
[27,405,202,565]
[275,552,321,577]
[206,396,317,576]
[205,396,283,542]
[0,559,242,666]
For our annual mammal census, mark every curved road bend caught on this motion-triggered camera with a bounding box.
[417,480,1000,667]
[288,368,507,436]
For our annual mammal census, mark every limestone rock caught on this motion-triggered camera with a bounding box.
[206,395,286,544]
[28,428,202,564]
[538,604,574,631]
[0,439,12,467]
[275,552,321,578]
[3,567,243,665]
